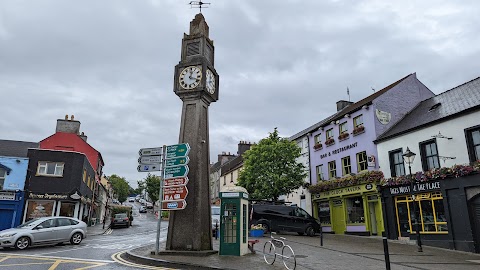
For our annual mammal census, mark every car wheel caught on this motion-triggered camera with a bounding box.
[70,232,83,245]
[305,226,315,237]
[260,223,270,234]
[15,236,30,250]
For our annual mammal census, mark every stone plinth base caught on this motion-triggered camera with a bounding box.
[152,250,218,257]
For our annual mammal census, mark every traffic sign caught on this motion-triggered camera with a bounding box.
[138,155,162,165]
[163,186,188,201]
[161,200,187,210]
[137,164,162,172]
[139,147,163,156]
[165,156,189,168]
[164,165,189,179]
[164,177,189,187]
[166,143,190,159]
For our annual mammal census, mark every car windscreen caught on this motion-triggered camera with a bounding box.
[17,218,40,228]
[211,207,220,215]
[115,214,127,218]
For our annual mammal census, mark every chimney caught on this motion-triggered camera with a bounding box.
[80,132,88,142]
[336,100,354,111]
[218,151,234,165]
[56,115,81,134]
[238,141,252,156]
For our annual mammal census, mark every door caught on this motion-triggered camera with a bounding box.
[220,201,239,255]
[331,200,346,234]
[55,218,74,242]
[31,219,57,243]
[0,210,14,231]
[369,202,378,235]
[468,195,480,253]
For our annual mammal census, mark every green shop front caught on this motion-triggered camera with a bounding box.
[312,183,384,235]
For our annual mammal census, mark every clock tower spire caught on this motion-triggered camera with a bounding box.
[167,13,218,252]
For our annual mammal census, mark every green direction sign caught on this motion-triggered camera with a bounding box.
[165,156,189,168]
[166,143,190,159]
[164,165,189,179]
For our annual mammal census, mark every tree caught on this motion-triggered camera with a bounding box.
[134,180,146,195]
[144,173,161,203]
[237,128,307,201]
[108,174,130,203]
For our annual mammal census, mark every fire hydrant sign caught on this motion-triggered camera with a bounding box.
[163,186,188,201]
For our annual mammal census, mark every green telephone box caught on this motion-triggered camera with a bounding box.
[219,186,249,256]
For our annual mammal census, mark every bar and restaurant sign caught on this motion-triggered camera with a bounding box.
[388,181,441,195]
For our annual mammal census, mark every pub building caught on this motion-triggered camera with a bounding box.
[307,73,435,235]
[376,76,480,252]
[24,148,96,222]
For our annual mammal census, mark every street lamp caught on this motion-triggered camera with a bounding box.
[402,147,422,252]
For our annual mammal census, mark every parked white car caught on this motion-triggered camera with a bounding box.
[0,216,87,250]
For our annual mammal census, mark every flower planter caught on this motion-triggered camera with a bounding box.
[249,229,264,237]
[313,144,323,150]
[352,126,365,136]
[338,133,349,141]
[325,139,335,147]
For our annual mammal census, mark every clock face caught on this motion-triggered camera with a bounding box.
[206,69,215,94]
[179,66,202,90]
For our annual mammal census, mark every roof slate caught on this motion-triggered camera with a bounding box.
[376,77,480,142]
[0,140,39,158]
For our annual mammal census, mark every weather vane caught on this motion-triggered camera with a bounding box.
[189,1,210,13]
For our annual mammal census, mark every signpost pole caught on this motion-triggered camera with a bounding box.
[155,145,167,255]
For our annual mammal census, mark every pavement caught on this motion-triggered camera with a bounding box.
[86,219,111,236]
[126,232,480,270]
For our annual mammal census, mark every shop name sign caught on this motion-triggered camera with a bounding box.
[318,183,376,198]
[389,181,441,195]
[0,192,15,201]
[320,142,358,159]
[29,193,68,200]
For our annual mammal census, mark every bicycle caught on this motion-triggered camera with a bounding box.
[263,232,296,270]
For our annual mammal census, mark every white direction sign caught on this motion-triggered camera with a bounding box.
[137,164,162,172]
[139,147,163,156]
[138,155,161,164]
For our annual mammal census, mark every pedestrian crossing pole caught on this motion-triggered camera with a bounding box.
[155,145,167,255]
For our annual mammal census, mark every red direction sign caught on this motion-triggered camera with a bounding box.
[164,177,189,187]
[161,200,187,210]
[163,186,188,201]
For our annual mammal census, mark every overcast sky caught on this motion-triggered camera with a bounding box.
[1,0,479,188]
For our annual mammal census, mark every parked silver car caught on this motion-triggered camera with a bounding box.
[211,206,220,233]
[0,216,87,250]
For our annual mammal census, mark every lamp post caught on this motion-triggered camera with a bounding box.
[402,147,422,252]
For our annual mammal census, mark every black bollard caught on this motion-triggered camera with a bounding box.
[382,231,391,270]
[215,221,219,240]
[320,226,323,247]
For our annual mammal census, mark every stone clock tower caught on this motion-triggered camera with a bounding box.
[166,13,219,252]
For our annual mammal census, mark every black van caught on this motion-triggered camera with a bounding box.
[250,204,320,236]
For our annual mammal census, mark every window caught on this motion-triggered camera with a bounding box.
[59,202,76,217]
[83,169,87,182]
[356,151,367,172]
[339,122,348,134]
[87,176,91,189]
[37,219,56,229]
[394,192,447,235]
[328,161,336,179]
[314,134,321,144]
[346,196,365,224]
[57,218,74,227]
[420,140,440,170]
[342,156,351,175]
[389,149,405,177]
[297,140,303,149]
[317,201,331,225]
[326,129,333,140]
[466,127,480,162]
[0,168,6,190]
[316,165,324,181]
[37,162,64,176]
[230,173,233,183]
[353,115,363,128]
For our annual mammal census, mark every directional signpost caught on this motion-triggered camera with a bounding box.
[163,185,188,201]
[166,143,190,159]
[137,164,162,172]
[164,177,189,187]
[162,200,187,210]
[164,165,189,179]
[165,156,189,167]
[138,155,162,165]
[139,147,163,156]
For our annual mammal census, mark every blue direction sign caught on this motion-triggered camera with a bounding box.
[164,165,189,179]
[166,143,190,159]
[165,156,189,168]
[137,164,162,172]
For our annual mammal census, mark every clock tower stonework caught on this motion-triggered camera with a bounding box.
[167,13,218,252]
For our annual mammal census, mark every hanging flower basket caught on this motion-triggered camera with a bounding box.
[313,143,323,150]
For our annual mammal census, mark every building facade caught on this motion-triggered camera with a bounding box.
[0,140,39,230]
[376,77,480,252]
[308,73,434,235]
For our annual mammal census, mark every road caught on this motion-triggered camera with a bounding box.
[0,202,173,270]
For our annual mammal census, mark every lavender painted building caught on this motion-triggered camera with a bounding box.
[307,73,434,236]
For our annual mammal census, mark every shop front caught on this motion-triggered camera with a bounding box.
[0,190,25,230]
[381,174,480,253]
[312,183,384,236]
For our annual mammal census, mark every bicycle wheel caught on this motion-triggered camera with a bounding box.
[263,241,276,265]
[282,244,296,270]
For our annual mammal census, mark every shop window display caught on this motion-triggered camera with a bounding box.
[318,201,331,225]
[60,202,76,217]
[346,196,365,224]
[25,200,55,221]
